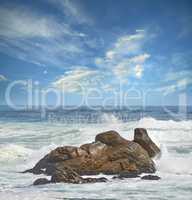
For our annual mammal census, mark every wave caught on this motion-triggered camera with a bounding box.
[136,117,192,131]
[0,143,57,170]
[0,115,192,175]
[100,113,121,124]
[0,144,33,162]
[156,144,192,175]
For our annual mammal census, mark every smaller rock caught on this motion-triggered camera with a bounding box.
[51,166,83,184]
[141,175,161,180]
[83,177,108,183]
[113,172,140,179]
[33,178,50,185]
[134,128,160,158]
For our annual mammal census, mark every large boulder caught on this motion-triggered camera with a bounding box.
[134,128,160,158]
[26,129,158,182]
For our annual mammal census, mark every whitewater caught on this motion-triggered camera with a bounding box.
[0,111,192,200]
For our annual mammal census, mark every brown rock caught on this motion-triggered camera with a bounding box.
[95,130,128,146]
[134,128,160,158]
[50,166,108,184]
[51,166,83,184]
[80,141,107,158]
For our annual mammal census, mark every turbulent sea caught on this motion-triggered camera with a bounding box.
[0,106,192,200]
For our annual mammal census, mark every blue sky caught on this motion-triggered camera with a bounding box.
[0,0,192,107]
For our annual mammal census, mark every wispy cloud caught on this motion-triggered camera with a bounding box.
[165,70,192,82]
[134,64,143,78]
[105,30,146,59]
[0,4,87,67]
[95,30,151,81]
[0,6,78,38]
[52,67,103,93]
[47,0,93,25]
[0,74,7,81]
[157,70,192,95]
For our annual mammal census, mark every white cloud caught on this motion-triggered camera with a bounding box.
[95,31,150,82]
[108,31,146,57]
[113,60,131,79]
[106,50,116,60]
[129,53,151,63]
[0,6,75,38]
[134,64,143,78]
[0,75,7,81]
[52,67,102,93]
[103,32,145,60]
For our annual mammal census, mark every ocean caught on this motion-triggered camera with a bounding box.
[0,106,192,200]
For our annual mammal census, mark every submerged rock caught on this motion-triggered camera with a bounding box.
[113,171,140,179]
[134,128,160,158]
[83,177,108,183]
[33,178,50,185]
[26,129,160,184]
[141,175,161,180]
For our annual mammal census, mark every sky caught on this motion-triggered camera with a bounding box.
[0,0,192,107]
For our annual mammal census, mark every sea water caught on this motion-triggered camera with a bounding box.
[0,106,192,200]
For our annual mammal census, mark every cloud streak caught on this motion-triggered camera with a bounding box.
[157,70,192,95]
[47,0,93,25]
[0,6,77,38]
[0,74,7,81]
[0,4,89,68]
[52,67,103,93]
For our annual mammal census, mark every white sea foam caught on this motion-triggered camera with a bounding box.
[101,113,121,124]
[136,117,192,131]
[156,144,192,175]
[0,144,33,162]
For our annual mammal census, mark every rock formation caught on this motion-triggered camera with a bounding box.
[134,128,160,158]
[26,129,160,185]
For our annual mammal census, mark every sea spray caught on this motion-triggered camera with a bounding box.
[156,144,192,175]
